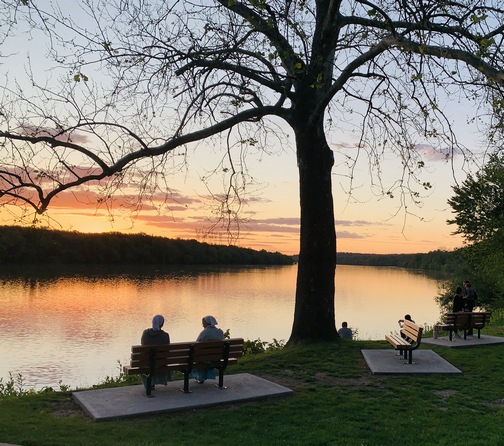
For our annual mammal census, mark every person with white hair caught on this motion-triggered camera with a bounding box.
[192,315,224,383]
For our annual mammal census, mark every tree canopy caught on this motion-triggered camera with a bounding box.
[1,0,504,343]
[448,153,504,243]
[442,153,504,308]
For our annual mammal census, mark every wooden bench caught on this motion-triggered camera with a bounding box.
[123,338,244,396]
[385,320,423,364]
[436,312,491,341]
[471,312,492,338]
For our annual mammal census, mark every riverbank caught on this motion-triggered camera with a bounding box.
[1,319,504,445]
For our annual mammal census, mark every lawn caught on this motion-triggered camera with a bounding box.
[1,319,504,446]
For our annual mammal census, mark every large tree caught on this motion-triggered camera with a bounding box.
[446,152,504,305]
[1,0,504,343]
[448,152,504,243]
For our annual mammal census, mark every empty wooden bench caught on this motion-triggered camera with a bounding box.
[123,338,244,396]
[436,312,491,341]
[385,320,423,364]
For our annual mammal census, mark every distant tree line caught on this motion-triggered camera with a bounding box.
[336,250,462,272]
[0,226,294,266]
[1,225,468,271]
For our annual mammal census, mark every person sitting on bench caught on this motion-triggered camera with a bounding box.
[140,314,171,391]
[192,315,224,383]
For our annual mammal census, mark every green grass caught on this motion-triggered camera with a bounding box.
[2,322,504,446]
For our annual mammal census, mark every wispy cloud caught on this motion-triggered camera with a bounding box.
[414,144,464,162]
[20,124,91,144]
[336,230,368,239]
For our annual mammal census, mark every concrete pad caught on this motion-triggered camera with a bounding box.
[361,349,462,375]
[72,373,292,421]
[422,335,504,348]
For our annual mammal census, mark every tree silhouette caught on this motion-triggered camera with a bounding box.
[448,153,504,243]
[1,1,504,343]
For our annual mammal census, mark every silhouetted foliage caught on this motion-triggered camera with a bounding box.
[0,226,294,266]
[436,154,504,312]
[447,153,504,243]
[336,250,462,272]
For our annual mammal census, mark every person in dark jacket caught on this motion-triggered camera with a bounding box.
[463,281,477,312]
[452,286,465,312]
[463,281,478,335]
[140,314,171,391]
[452,286,465,338]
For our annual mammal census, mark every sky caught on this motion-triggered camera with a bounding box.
[1,2,488,256]
[0,132,470,256]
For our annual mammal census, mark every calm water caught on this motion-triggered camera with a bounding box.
[0,264,443,389]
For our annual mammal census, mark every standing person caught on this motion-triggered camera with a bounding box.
[192,315,224,383]
[463,281,477,312]
[452,287,465,313]
[338,321,353,340]
[140,314,171,392]
[452,287,465,339]
[463,281,478,335]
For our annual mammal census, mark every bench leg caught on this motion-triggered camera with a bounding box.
[408,350,413,364]
[215,368,226,389]
[180,372,191,394]
[146,375,153,397]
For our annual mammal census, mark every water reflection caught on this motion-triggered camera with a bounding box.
[0,264,443,389]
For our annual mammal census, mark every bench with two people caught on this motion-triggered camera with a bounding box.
[435,312,491,341]
[123,337,244,396]
[123,314,244,397]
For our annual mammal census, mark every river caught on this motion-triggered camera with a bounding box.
[0,264,443,389]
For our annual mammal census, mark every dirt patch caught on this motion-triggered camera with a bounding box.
[50,396,85,418]
[256,371,375,391]
[433,389,459,399]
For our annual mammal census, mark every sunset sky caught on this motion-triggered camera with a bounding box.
[1,2,489,256]
[1,134,472,256]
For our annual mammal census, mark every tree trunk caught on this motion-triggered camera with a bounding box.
[287,119,338,344]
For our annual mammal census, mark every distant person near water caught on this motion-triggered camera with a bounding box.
[192,315,225,384]
[338,321,353,340]
[140,314,171,392]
